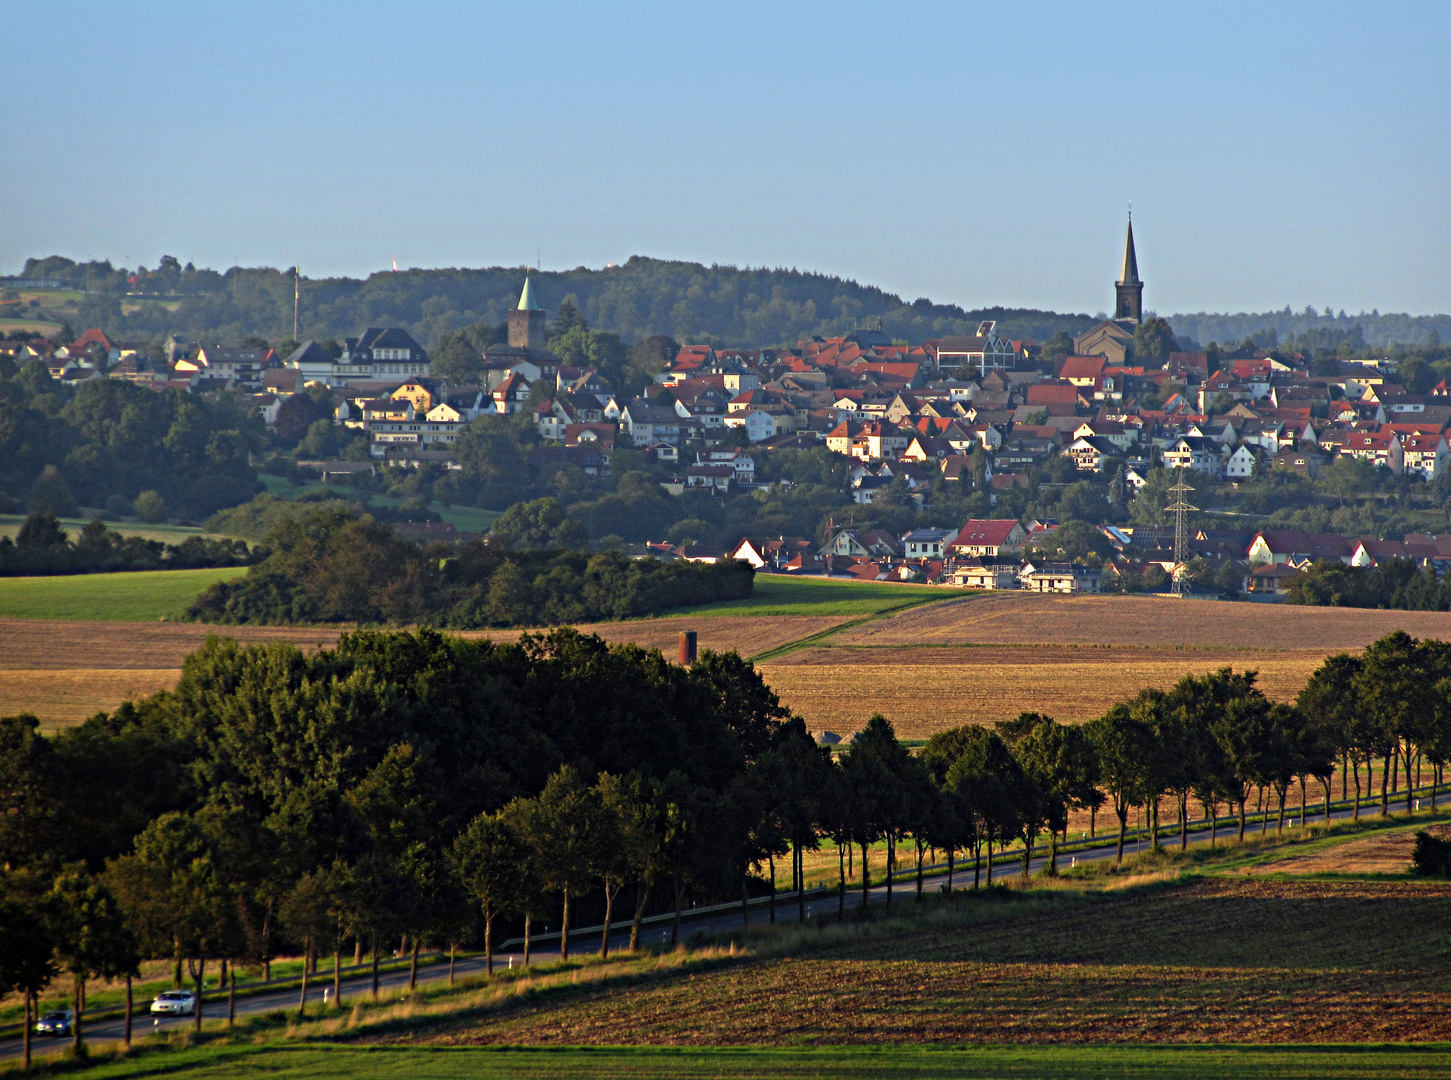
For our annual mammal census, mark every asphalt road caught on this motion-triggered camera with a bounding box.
[3,786,1439,1063]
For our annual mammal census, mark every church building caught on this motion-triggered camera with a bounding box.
[483,274,565,388]
[1073,217,1143,365]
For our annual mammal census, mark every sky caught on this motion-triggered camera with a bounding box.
[4,1,1449,316]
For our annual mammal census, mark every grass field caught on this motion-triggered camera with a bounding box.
[0,567,244,621]
[256,477,501,533]
[680,574,954,618]
[56,1043,1451,1080]
[0,514,234,545]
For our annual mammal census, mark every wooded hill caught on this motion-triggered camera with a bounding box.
[19,253,1451,351]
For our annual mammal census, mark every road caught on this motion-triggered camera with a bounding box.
[3,786,1439,1063]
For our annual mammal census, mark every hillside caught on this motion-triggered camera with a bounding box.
[15,253,1451,350]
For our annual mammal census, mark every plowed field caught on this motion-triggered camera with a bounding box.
[417,879,1451,1046]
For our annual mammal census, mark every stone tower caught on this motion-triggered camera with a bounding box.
[508,275,547,348]
[1114,217,1143,325]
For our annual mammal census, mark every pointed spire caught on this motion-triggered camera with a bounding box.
[517,274,540,311]
[1119,216,1140,285]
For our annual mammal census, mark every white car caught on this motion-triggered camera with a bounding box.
[150,990,197,1016]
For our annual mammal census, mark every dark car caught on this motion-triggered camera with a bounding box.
[35,1010,73,1036]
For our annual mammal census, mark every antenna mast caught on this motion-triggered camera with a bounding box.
[1165,474,1198,597]
[293,267,300,341]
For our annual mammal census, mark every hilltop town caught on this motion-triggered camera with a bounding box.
[4,224,1450,605]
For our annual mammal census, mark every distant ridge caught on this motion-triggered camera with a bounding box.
[14,253,1450,349]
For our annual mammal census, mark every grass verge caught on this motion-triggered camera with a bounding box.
[32,1042,1451,1080]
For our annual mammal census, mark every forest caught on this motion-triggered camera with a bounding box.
[16,254,1451,351]
[0,358,263,521]
[187,507,754,627]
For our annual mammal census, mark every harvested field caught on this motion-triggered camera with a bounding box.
[1241,823,1451,876]
[759,646,1325,737]
[470,615,851,660]
[424,879,1451,1047]
[0,617,343,670]
[0,669,181,725]
[0,615,846,726]
[837,592,1451,650]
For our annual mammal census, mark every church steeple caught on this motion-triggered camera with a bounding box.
[1119,218,1140,285]
[1114,213,1144,324]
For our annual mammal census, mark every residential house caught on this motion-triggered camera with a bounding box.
[946,560,1020,590]
[948,519,1028,559]
[901,527,956,559]
[729,536,816,570]
[1271,448,1326,478]
[620,400,686,446]
[1067,436,1122,473]
[820,528,902,559]
[1163,436,1226,477]
[492,372,533,415]
[1402,433,1449,479]
[684,464,735,493]
[1339,430,1404,474]
[1224,444,1262,480]
[1246,530,1355,566]
[722,408,778,443]
[1020,562,1102,593]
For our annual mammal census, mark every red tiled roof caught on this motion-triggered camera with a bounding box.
[950,519,1022,549]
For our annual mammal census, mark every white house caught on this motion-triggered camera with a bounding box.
[1224,444,1261,480]
[1163,436,1226,477]
[722,408,778,443]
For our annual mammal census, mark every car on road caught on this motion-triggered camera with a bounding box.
[149,990,196,1016]
[34,1010,73,1037]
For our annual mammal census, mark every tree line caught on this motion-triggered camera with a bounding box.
[2,629,1447,1060]
[0,514,254,577]
[187,507,753,626]
[1286,558,1451,611]
[0,359,263,521]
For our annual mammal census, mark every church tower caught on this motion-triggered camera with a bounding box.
[1114,216,1144,325]
[508,274,547,348]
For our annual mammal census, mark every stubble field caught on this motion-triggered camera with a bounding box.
[8,577,1451,735]
[411,878,1451,1047]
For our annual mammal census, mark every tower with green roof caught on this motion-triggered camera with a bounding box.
[508,273,547,348]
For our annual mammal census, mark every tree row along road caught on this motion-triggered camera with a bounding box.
[3,626,1445,1066]
[2,781,1437,1065]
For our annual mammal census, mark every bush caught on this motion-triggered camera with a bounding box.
[133,490,166,523]
[1411,830,1451,878]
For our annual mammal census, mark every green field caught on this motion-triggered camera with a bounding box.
[257,477,501,533]
[0,515,232,545]
[682,574,953,617]
[0,316,64,334]
[0,567,243,620]
[58,1043,1451,1080]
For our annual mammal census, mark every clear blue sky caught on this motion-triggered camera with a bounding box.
[5,1,1448,315]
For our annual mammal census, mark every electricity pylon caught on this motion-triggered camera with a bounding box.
[1165,475,1198,597]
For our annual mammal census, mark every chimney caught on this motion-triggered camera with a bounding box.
[678,631,698,666]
